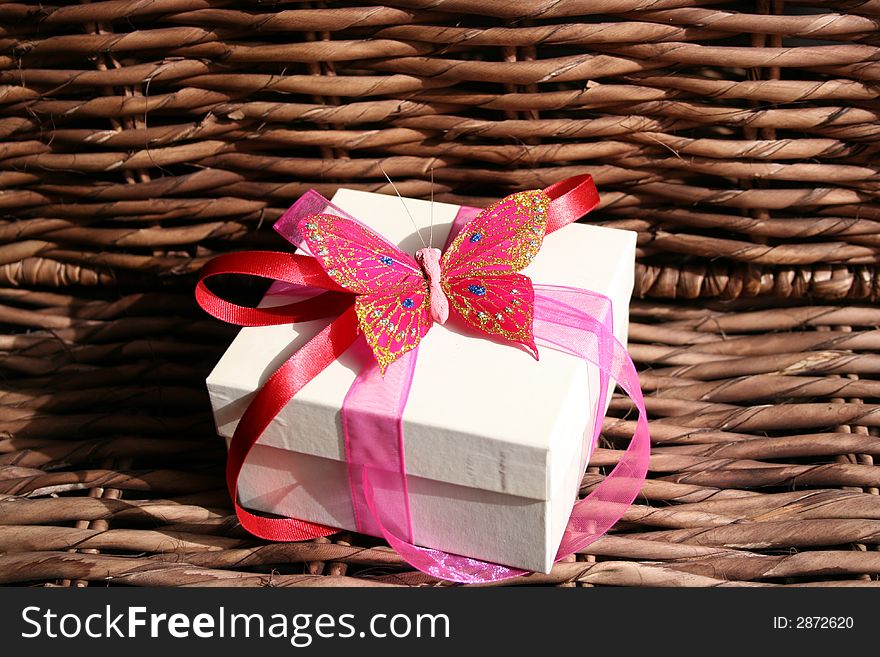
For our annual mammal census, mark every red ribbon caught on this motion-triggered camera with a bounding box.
[197,175,603,543]
[544,173,600,234]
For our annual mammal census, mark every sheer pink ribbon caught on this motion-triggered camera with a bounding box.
[270,196,650,583]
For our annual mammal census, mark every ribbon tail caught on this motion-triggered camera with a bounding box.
[227,306,359,541]
[531,286,650,559]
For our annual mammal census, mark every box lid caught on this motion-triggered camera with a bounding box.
[207,188,636,501]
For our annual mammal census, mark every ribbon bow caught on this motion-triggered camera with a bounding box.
[197,175,650,583]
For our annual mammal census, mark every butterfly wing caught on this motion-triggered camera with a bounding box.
[443,273,537,357]
[356,285,433,375]
[441,190,550,278]
[299,212,431,372]
[301,213,422,294]
[440,189,550,355]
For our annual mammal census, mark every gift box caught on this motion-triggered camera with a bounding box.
[206,187,636,574]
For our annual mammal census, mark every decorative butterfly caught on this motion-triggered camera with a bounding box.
[299,189,551,374]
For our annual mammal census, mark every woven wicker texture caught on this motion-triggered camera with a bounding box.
[1,1,878,586]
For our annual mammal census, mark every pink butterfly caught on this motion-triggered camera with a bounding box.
[298,189,551,374]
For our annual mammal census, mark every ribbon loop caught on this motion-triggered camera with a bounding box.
[197,251,350,326]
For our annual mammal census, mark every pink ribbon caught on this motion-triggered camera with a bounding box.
[269,199,650,583]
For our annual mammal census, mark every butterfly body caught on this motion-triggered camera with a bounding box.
[414,247,449,325]
[301,189,551,374]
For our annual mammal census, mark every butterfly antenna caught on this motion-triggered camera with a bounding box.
[429,167,434,249]
[380,164,427,249]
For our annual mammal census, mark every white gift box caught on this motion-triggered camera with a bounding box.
[207,188,636,573]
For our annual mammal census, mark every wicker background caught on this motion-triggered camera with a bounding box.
[1,0,878,586]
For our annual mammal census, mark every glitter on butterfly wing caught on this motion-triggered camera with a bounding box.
[298,212,432,373]
[355,283,433,375]
[440,189,548,355]
[299,213,422,294]
[444,274,537,357]
[441,189,550,279]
